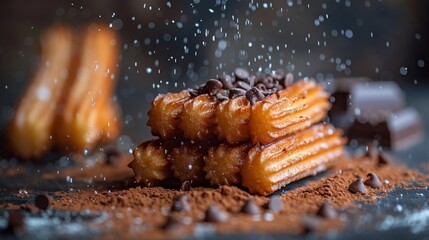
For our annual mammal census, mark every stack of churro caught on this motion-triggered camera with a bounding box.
[8,24,121,159]
[129,69,346,195]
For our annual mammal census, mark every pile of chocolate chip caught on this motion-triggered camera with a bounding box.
[190,68,294,104]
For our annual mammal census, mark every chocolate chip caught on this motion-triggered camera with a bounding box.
[256,83,267,91]
[228,88,246,98]
[348,178,367,194]
[205,204,229,223]
[204,79,223,95]
[236,81,252,91]
[284,73,294,87]
[247,76,256,86]
[378,152,392,166]
[180,180,192,191]
[316,201,337,219]
[219,75,234,89]
[5,211,25,235]
[245,87,265,104]
[162,216,186,232]
[234,68,249,81]
[35,194,51,210]
[267,196,283,213]
[254,76,265,85]
[262,76,275,88]
[194,84,206,94]
[215,91,229,102]
[241,199,261,215]
[189,88,199,97]
[364,143,379,160]
[103,146,120,165]
[270,71,285,81]
[302,214,322,234]
[274,83,284,90]
[171,195,191,212]
[364,173,382,188]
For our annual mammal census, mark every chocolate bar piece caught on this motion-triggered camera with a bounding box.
[348,107,423,150]
[326,77,371,131]
[349,82,405,118]
[326,77,371,113]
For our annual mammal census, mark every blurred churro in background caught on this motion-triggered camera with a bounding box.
[7,24,121,159]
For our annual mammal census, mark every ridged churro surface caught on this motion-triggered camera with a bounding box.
[147,91,191,139]
[204,143,251,186]
[249,80,330,144]
[147,80,329,145]
[129,124,345,195]
[128,140,171,187]
[131,70,345,196]
[170,143,207,185]
[216,96,251,144]
[241,124,346,195]
[180,94,218,141]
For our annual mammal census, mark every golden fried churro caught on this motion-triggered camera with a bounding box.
[170,143,207,185]
[180,94,218,141]
[216,96,251,144]
[241,124,346,195]
[249,80,330,145]
[133,69,346,195]
[147,79,329,145]
[8,26,74,159]
[128,140,171,186]
[147,91,191,139]
[204,143,251,186]
[56,24,120,152]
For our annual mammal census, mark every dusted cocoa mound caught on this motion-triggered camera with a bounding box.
[4,153,427,239]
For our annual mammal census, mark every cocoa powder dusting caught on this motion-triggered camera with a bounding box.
[3,154,428,239]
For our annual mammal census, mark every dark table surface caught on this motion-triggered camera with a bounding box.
[0,83,428,240]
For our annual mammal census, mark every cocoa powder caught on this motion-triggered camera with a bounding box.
[2,153,428,239]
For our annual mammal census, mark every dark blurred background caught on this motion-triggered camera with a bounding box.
[0,0,428,149]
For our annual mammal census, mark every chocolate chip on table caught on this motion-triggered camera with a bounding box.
[241,199,261,215]
[205,204,229,223]
[219,75,234,89]
[316,201,337,219]
[228,88,246,98]
[301,214,322,234]
[266,196,284,213]
[245,87,265,104]
[234,68,249,81]
[348,178,367,194]
[35,194,51,210]
[171,195,191,212]
[378,152,392,166]
[180,180,192,191]
[205,79,223,95]
[162,216,186,232]
[236,81,252,91]
[5,211,25,235]
[364,143,379,160]
[364,173,382,188]
[103,146,121,165]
